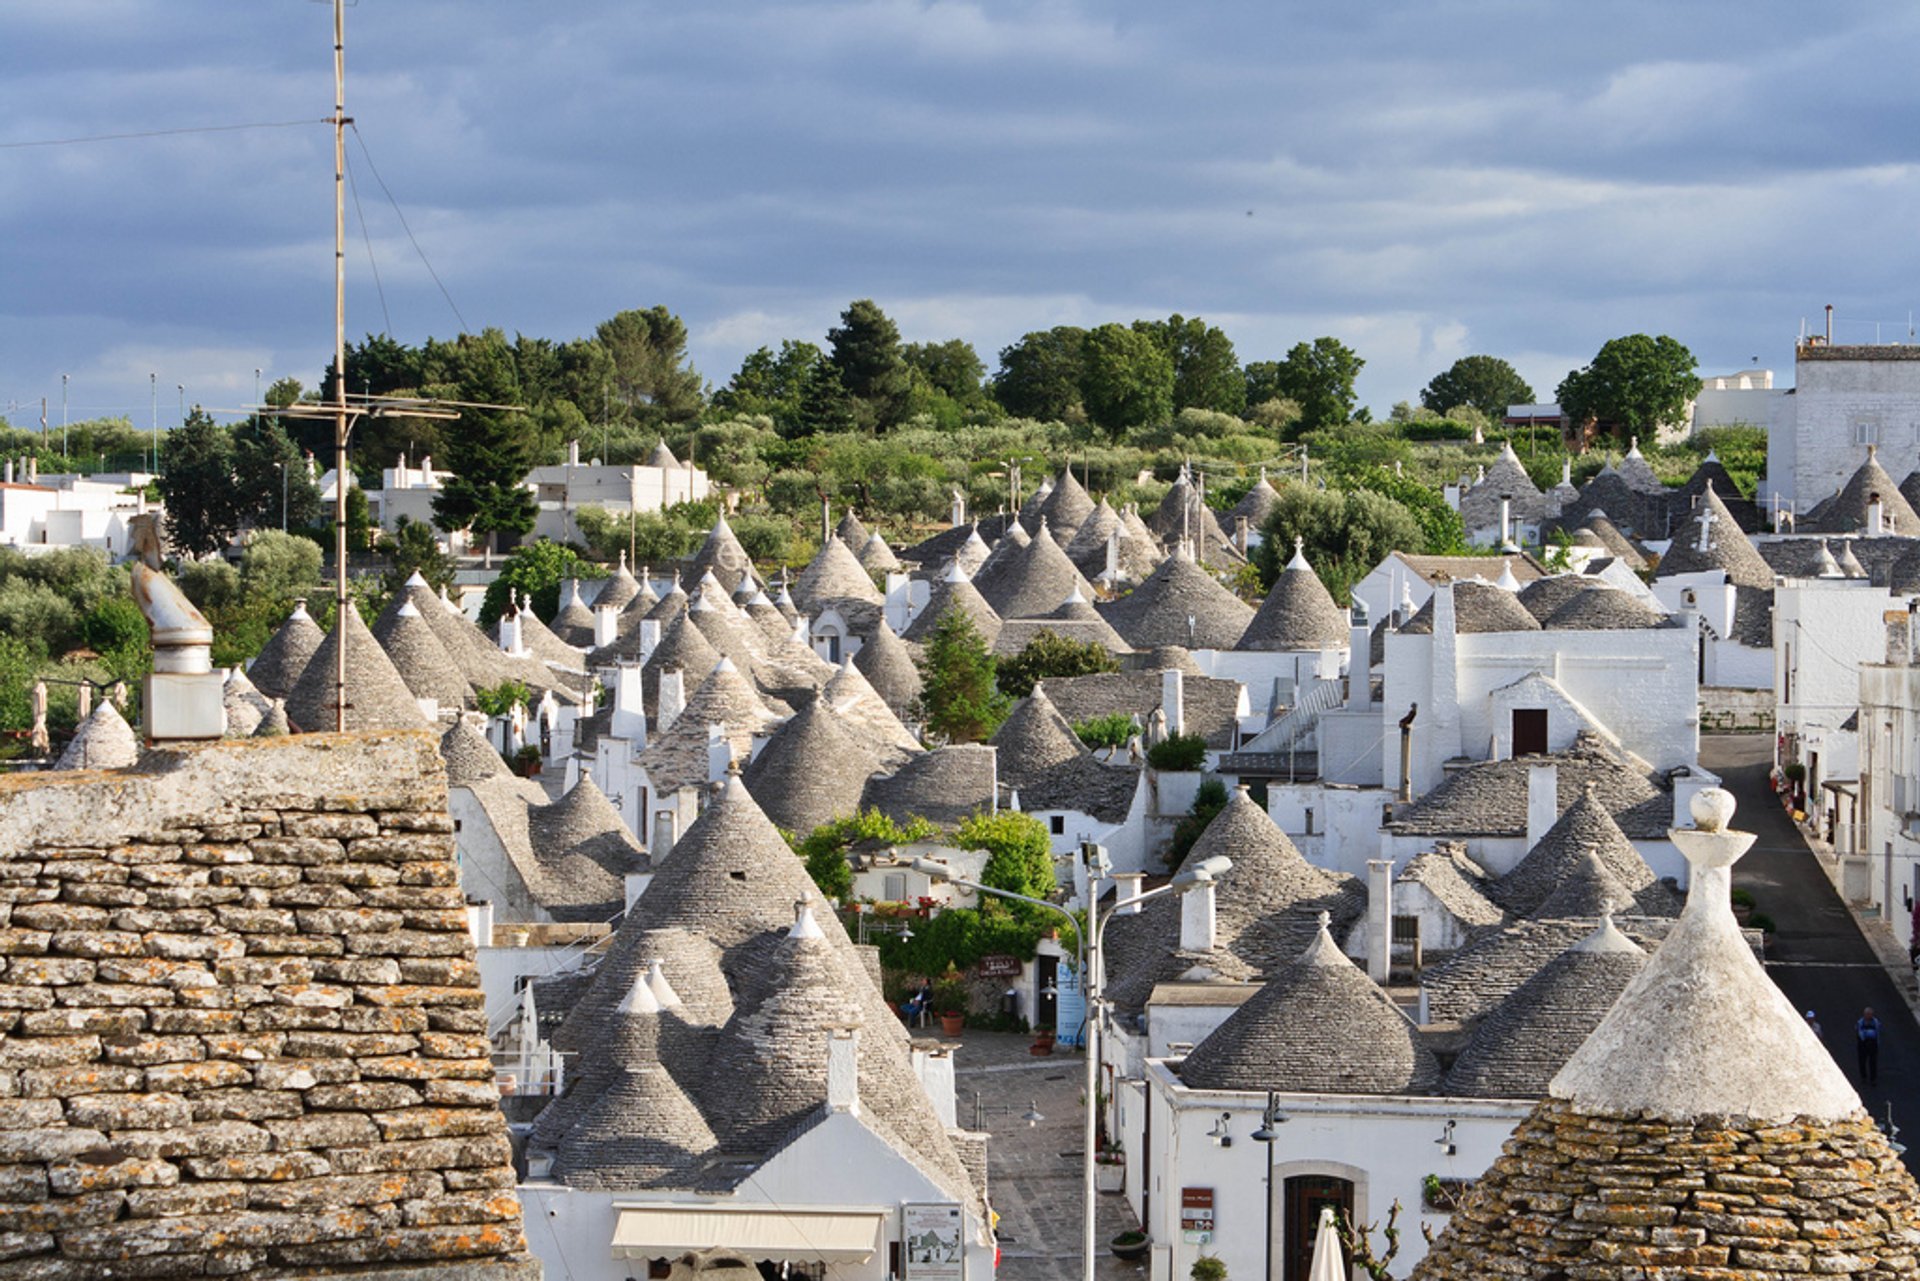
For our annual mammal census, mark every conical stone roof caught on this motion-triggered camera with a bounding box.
[285,605,431,732]
[596,556,642,613]
[973,520,1095,620]
[1542,584,1670,631]
[681,514,757,594]
[1530,846,1636,921]
[857,532,902,575]
[822,662,922,761]
[1226,473,1281,533]
[374,599,471,710]
[1400,579,1541,635]
[851,619,923,717]
[222,667,271,738]
[247,602,324,699]
[1807,445,1920,535]
[1179,914,1440,1095]
[1413,790,1920,1281]
[793,536,882,611]
[988,685,1087,784]
[1494,783,1670,917]
[1023,467,1095,540]
[647,438,679,468]
[620,570,661,619]
[742,698,878,835]
[1237,541,1349,651]
[550,580,597,647]
[440,717,508,786]
[1516,573,1598,623]
[1097,553,1254,650]
[56,701,139,770]
[634,659,783,794]
[1445,916,1646,1100]
[637,614,722,716]
[832,510,871,554]
[902,567,1002,647]
[1575,513,1648,571]
[1656,484,1775,588]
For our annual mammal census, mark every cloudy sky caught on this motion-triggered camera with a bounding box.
[4,1,1919,430]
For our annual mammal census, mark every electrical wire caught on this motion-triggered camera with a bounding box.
[348,122,468,333]
[0,118,329,149]
[343,154,392,336]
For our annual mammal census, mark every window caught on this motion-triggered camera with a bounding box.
[1856,421,1879,447]
[1049,815,1065,836]
[1303,807,1315,836]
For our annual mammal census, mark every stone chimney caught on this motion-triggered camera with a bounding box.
[1105,528,1120,584]
[1234,515,1251,556]
[611,664,647,745]
[826,1026,860,1115]
[922,1045,957,1127]
[1179,877,1217,952]
[1161,668,1186,738]
[1499,495,1512,547]
[1888,610,1913,667]
[657,669,686,733]
[951,489,966,528]
[706,725,731,783]
[1526,763,1558,848]
[593,603,618,648]
[567,438,580,467]
[1112,871,1146,915]
[1869,494,1886,537]
[638,618,661,662]
[1367,858,1394,982]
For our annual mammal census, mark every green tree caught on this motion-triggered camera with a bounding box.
[905,339,988,407]
[595,306,704,427]
[916,610,1011,744]
[1267,337,1364,432]
[1136,315,1245,416]
[993,327,1087,422]
[1255,485,1422,603]
[713,341,824,430]
[956,811,1056,905]
[1341,465,1466,555]
[998,630,1120,699]
[1556,334,1702,443]
[1421,355,1534,421]
[1073,712,1138,751]
[157,409,240,558]
[1164,777,1228,870]
[231,415,322,532]
[240,531,323,601]
[791,810,938,902]
[828,299,912,430]
[383,516,456,594]
[430,333,538,551]
[478,538,597,627]
[791,360,857,439]
[1081,323,1174,436]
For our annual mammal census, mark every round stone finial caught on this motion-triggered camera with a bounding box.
[1690,787,1736,833]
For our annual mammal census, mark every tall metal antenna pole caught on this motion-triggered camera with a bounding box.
[331,0,350,732]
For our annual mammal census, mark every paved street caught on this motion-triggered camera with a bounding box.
[1705,734,1920,1168]
[948,1031,1145,1281]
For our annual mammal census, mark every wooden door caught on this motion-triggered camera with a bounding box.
[1283,1175,1352,1281]
[1512,707,1548,757]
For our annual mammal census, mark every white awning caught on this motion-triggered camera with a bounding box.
[611,1205,885,1263]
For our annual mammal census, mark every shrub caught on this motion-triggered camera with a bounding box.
[0,581,79,658]
[957,811,1055,905]
[1146,732,1208,772]
[790,810,938,903]
[81,597,148,656]
[1074,712,1137,752]
[1191,1257,1228,1281]
[175,558,241,610]
[474,680,531,718]
[1164,776,1229,870]
[998,630,1119,699]
[240,531,324,601]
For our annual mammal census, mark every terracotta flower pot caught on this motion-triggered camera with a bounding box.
[939,1011,965,1037]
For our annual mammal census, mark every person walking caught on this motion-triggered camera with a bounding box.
[1805,1009,1823,1040]
[1856,1006,1882,1086]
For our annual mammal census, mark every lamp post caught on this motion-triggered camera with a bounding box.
[275,462,288,532]
[1251,1090,1288,1281]
[911,852,1233,1281]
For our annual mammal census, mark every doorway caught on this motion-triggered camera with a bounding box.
[1512,707,1548,757]
[1283,1175,1352,1281]
[1035,954,1058,1030]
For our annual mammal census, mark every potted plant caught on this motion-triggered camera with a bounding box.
[512,744,543,777]
[934,968,968,1037]
[1109,1231,1150,1262]
[1191,1257,1227,1281]
[1095,1143,1125,1192]
[1030,1025,1056,1056]
[1421,1174,1470,1212]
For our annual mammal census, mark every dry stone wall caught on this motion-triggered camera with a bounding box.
[0,732,538,1280]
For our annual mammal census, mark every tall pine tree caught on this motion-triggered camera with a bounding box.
[431,333,537,553]
[827,299,911,431]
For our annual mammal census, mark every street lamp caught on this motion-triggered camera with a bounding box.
[1251,1090,1288,1281]
[274,461,288,532]
[911,850,1233,1281]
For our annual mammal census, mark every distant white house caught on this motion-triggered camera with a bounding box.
[0,459,157,557]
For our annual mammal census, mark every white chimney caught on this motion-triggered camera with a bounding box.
[593,604,618,649]
[826,1026,860,1114]
[1499,495,1511,547]
[1112,871,1146,915]
[567,438,580,467]
[1869,495,1886,537]
[951,489,966,528]
[706,725,731,783]
[1526,763,1558,848]
[657,670,686,733]
[465,900,493,951]
[625,868,652,909]
[611,664,647,745]
[1367,858,1394,982]
[1161,668,1186,738]
[639,618,661,662]
[498,609,523,656]
[1179,878,1217,952]
[922,1045,957,1127]
[1104,529,1120,584]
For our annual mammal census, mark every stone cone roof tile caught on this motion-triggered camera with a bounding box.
[647,438,679,468]
[635,659,785,794]
[644,577,688,625]
[222,667,272,738]
[902,575,1002,647]
[742,697,878,835]
[1655,484,1774,588]
[551,597,596,649]
[822,662,922,761]
[1238,549,1349,651]
[793,536,882,611]
[1615,441,1666,495]
[55,701,139,770]
[528,774,643,913]
[1227,475,1281,531]
[514,606,588,671]
[440,718,508,786]
[1542,584,1670,631]
[377,583,519,691]
[251,699,289,737]
[285,605,431,732]
[1399,579,1541,635]
[247,604,324,700]
[1179,915,1440,1095]
[1530,846,1636,921]
[1445,916,1646,1100]
[988,686,1087,784]
[549,1000,717,1190]
[832,511,871,553]
[1516,573,1598,623]
[857,532,902,575]
[596,559,642,613]
[1414,792,1919,1280]
[681,514,757,594]
[1103,790,1366,1012]
[1024,467,1096,540]
[1575,513,1648,570]
[851,620,923,716]
[1806,446,1920,535]
[973,521,1095,620]
[638,614,723,716]
[374,601,472,709]
[1494,783,1670,917]
[1096,553,1254,650]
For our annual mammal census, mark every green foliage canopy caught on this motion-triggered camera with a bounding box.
[997,630,1119,699]
[1556,334,1701,443]
[915,611,1011,744]
[1421,355,1534,421]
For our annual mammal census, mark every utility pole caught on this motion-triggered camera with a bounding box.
[150,373,157,475]
[331,0,350,732]
[60,375,67,458]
